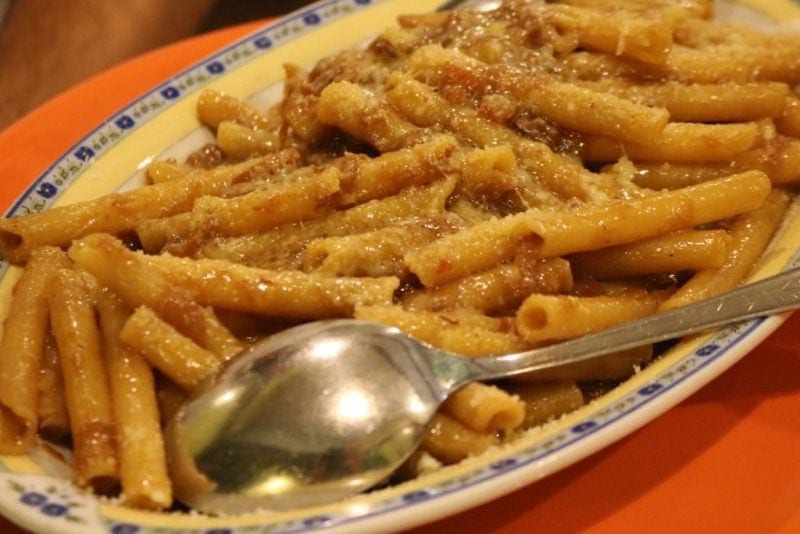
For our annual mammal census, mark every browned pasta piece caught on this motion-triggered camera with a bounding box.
[119,306,220,391]
[667,43,800,84]
[585,80,789,122]
[198,177,456,268]
[48,269,118,491]
[213,309,272,339]
[673,15,777,48]
[569,229,732,279]
[675,0,714,18]
[303,223,449,277]
[407,171,771,287]
[512,345,654,383]
[397,11,449,28]
[189,167,341,238]
[97,292,172,510]
[516,290,665,343]
[391,74,644,203]
[281,63,332,143]
[370,24,424,55]
[193,140,450,224]
[629,162,725,191]
[146,160,192,184]
[196,88,275,131]
[777,96,800,138]
[136,213,193,253]
[562,0,712,19]
[668,47,746,84]
[155,376,187,426]
[732,138,800,185]
[317,81,424,151]
[403,257,573,313]
[0,154,293,264]
[580,121,761,163]
[37,332,70,441]
[504,382,585,429]
[562,50,660,82]
[283,44,398,143]
[355,306,529,356]
[660,189,791,311]
[532,3,674,64]
[0,246,70,453]
[419,412,497,465]
[341,135,456,205]
[386,76,608,203]
[407,44,670,144]
[70,234,398,319]
[453,145,520,198]
[216,121,279,158]
[442,383,525,433]
[66,233,242,361]
[629,137,800,188]
[155,260,398,319]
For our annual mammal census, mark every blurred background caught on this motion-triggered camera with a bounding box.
[203,0,314,30]
[0,0,315,131]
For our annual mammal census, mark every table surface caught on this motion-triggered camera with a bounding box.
[2,18,800,534]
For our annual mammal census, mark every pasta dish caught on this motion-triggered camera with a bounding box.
[0,0,798,513]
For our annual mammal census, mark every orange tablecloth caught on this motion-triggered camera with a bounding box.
[2,19,800,534]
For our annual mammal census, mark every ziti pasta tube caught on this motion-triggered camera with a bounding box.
[569,229,732,279]
[97,292,172,510]
[119,306,220,391]
[48,269,118,491]
[442,383,525,433]
[0,246,70,453]
[0,154,295,264]
[660,189,791,311]
[65,231,242,360]
[37,331,70,441]
[420,412,498,465]
[407,170,771,287]
[69,233,399,319]
[504,381,585,430]
[516,291,666,344]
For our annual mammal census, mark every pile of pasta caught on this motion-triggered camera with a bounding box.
[1,0,799,512]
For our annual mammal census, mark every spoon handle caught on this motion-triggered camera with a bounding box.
[437,0,490,10]
[471,265,800,381]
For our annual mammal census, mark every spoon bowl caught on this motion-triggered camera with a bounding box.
[167,266,800,513]
[165,320,459,513]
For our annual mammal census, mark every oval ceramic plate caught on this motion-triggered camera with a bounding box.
[1,1,800,532]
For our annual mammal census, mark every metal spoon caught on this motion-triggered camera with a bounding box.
[165,266,800,514]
